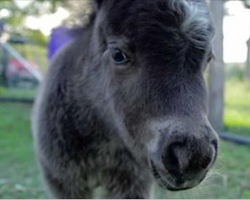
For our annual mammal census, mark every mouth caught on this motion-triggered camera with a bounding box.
[151,162,196,192]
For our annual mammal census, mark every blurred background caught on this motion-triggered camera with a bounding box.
[0,0,250,199]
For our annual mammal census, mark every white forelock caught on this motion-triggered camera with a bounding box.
[168,0,213,48]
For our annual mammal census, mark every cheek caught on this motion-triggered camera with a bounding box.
[102,49,112,66]
[113,69,143,103]
[203,62,209,73]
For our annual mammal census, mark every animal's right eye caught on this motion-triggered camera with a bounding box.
[207,51,214,63]
[111,49,129,65]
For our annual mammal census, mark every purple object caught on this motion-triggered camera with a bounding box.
[48,26,74,60]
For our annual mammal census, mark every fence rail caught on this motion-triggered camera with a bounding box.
[219,132,250,146]
[0,97,34,104]
[0,41,43,82]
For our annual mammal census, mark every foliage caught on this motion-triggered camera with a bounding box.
[0,1,25,32]
[0,0,67,45]
[8,29,48,47]
[243,0,250,9]
[24,0,67,16]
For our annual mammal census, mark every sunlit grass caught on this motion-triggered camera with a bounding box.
[224,80,250,136]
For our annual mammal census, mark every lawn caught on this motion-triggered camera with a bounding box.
[0,103,46,199]
[0,87,37,99]
[224,80,250,137]
[0,80,250,199]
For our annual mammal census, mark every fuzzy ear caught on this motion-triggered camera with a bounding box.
[94,0,104,9]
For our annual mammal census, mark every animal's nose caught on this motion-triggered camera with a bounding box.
[162,136,217,177]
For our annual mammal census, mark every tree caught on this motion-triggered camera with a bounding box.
[243,0,250,86]
[246,39,250,86]
[0,0,67,36]
[243,0,250,8]
[208,0,225,132]
[0,0,64,86]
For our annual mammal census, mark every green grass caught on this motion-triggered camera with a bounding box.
[0,80,250,198]
[224,80,250,137]
[0,86,37,99]
[0,103,46,199]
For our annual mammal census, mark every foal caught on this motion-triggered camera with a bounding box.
[33,0,218,198]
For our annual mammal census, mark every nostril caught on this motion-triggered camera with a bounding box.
[162,142,188,175]
[162,139,216,175]
[212,140,218,151]
[163,144,179,169]
[200,155,212,169]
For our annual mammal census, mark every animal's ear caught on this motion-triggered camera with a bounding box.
[94,0,104,10]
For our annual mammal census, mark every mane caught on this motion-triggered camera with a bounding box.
[167,0,214,49]
[63,0,214,49]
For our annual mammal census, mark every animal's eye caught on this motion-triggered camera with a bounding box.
[111,49,129,65]
[207,51,214,63]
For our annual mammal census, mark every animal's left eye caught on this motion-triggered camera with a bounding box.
[111,49,129,65]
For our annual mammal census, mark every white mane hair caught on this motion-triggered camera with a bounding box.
[167,0,214,49]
